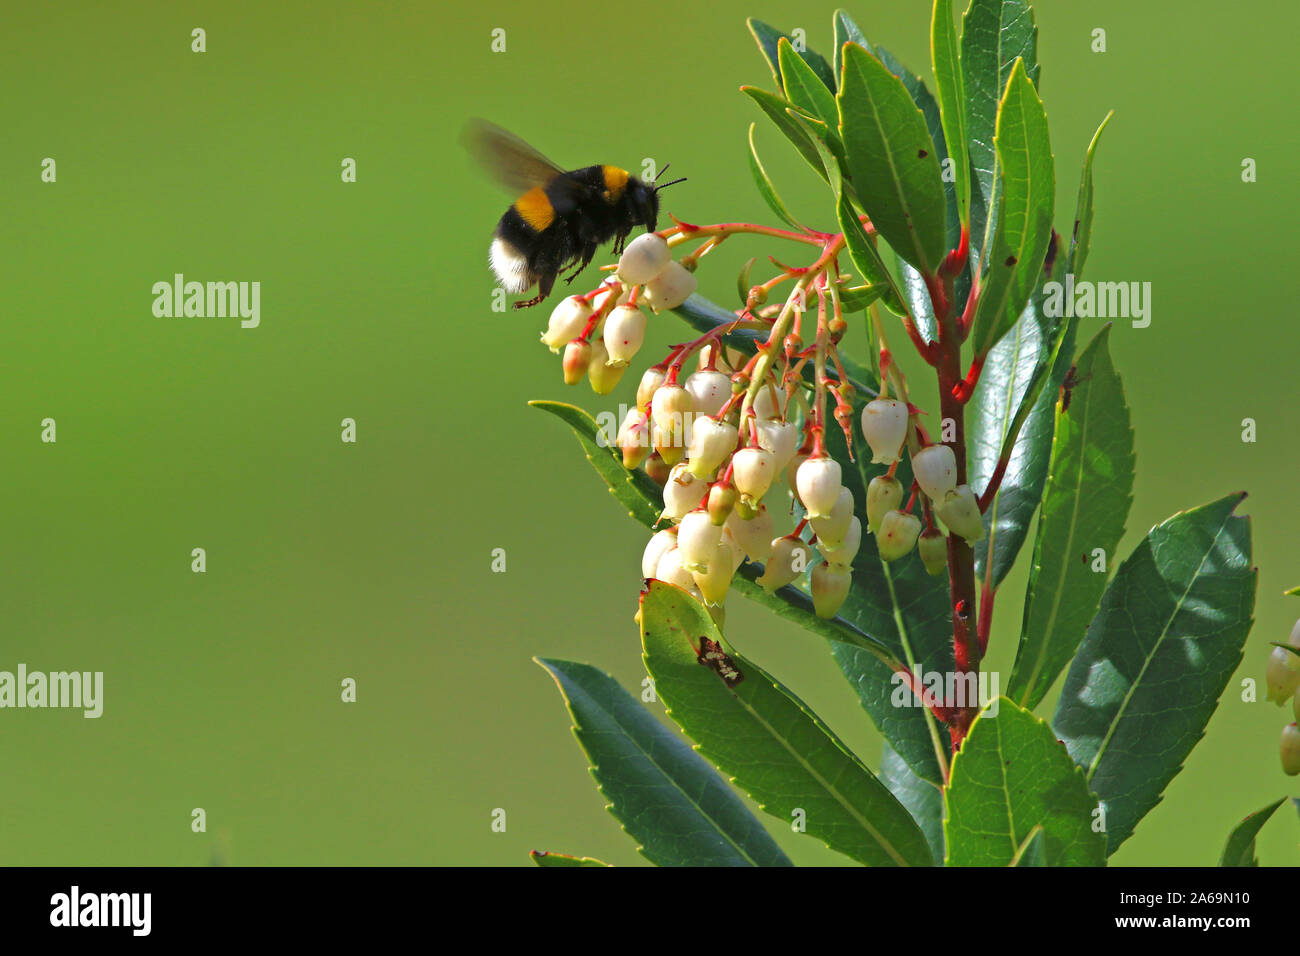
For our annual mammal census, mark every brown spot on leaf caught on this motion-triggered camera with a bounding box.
[1005,255,1018,267]
[918,149,928,158]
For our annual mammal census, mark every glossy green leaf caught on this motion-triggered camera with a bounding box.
[884,51,961,335]
[1068,111,1113,278]
[780,38,839,132]
[969,232,1065,586]
[831,23,962,317]
[970,58,1055,359]
[737,256,757,307]
[748,18,837,92]
[1053,494,1257,855]
[945,698,1106,866]
[836,283,888,314]
[1009,326,1135,710]
[530,400,661,528]
[640,582,934,866]
[741,86,829,183]
[871,45,961,257]
[837,43,948,275]
[786,108,848,170]
[529,850,612,867]
[537,658,792,867]
[832,10,868,84]
[1010,826,1046,866]
[789,107,906,316]
[881,741,945,863]
[931,0,970,223]
[963,0,1039,276]
[747,124,806,231]
[1219,797,1285,867]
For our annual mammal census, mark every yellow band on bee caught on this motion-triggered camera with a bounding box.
[514,187,554,230]
[602,166,629,200]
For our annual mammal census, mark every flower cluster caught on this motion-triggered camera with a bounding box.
[531,220,993,631]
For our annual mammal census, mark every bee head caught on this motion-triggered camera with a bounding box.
[629,166,687,232]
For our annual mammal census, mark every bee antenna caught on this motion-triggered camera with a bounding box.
[654,163,672,182]
[655,177,687,191]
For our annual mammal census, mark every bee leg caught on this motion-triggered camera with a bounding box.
[562,243,598,284]
[513,270,558,309]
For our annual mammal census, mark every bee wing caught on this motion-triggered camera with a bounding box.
[463,119,566,195]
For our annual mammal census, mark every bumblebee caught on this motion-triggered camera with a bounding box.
[464,120,685,308]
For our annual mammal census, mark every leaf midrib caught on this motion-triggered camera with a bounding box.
[847,54,934,273]
[973,5,1014,272]
[1083,515,1232,785]
[1016,388,1093,704]
[724,684,915,866]
[980,312,1033,579]
[977,82,1037,352]
[562,676,767,866]
[881,560,951,782]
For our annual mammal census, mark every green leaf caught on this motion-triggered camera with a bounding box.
[785,108,848,169]
[931,0,970,223]
[836,283,888,314]
[1270,642,1300,660]
[881,741,945,863]
[832,10,868,84]
[741,86,830,183]
[779,38,839,132]
[1219,797,1286,867]
[784,108,906,317]
[640,582,934,866]
[944,698,1106,866]
[878,49,963,333]
[970,58,1055,358]
[529,850,612,867]
[963,0,1039,276]
[529,400,661,528]
[747,123,806,231]
[835,180,906,318]
[1009,326,1135,710]
[1009,825,1046,865]
[537,658,792,867]
[968,232,1065,586]
[729,566,898,662]
[1053,494,1257,855]
[837,43,948,275]
[737,256,757,307]
[830,20,962,316]
[748,19,836,92]
[1068,111,1113,278]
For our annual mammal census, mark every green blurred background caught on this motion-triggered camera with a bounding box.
[1,0,1295,866]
